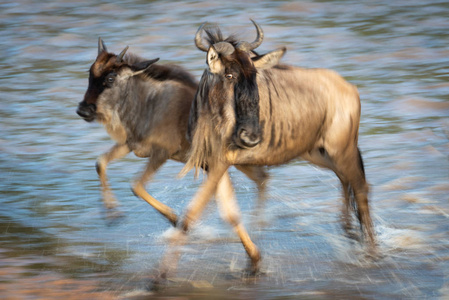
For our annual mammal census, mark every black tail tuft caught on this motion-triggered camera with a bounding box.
[357,147,366,178]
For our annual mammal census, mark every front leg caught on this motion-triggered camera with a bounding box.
[96,143,130,208]
[180,161,229,232]
[156,161,229,282]
[215,170,261,273]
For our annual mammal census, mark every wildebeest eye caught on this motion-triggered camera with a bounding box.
[104,73,116,86]
[225,74,234,80]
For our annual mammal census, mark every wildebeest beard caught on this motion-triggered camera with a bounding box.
[184,70,222,176]
[187,70,214,143]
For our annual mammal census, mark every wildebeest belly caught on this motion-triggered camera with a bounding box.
[131,137,187,160]
[225,142,310,166]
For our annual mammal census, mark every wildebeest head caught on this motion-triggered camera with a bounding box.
[194,20,285,149]
[76,38,159,123]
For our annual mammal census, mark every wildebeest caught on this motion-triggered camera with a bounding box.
[173,20,375,273]
[76,38,268,226]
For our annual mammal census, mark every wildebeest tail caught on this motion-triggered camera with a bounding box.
[357,147,366,179]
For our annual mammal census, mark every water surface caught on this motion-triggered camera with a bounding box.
[1,0,448,299]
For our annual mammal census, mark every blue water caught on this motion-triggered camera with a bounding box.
[1,0,448,298]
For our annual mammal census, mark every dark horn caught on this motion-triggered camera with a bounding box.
[116,46,129,63]
[194,22,209,52]
[248,19,264,50]
[98,37,107,55]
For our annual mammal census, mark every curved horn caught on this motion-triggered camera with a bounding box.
[98,37,107,55]
[116,45,129,63]
[194,22,209,52]
[248,19,264,50]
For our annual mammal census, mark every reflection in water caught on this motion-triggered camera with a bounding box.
[1,0,448,298]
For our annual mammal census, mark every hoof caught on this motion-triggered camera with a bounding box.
[344,229,361,243]
[244,255,261,277]
[342,221,362,243]
[365,242,381,260]
[242,263,264,279]
[104,201,118,210]
[146,272,169,292]
[168,215,178,228]
[103,192,119,209]
[104,209,125,225]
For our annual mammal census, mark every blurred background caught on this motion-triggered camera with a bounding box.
[1,0,448,298]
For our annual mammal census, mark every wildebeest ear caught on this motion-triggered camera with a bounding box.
[207,46,224,74]
[252,47,286,70]
[130,58,160,76]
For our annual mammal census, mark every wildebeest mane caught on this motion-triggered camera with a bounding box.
[124,53,197,88]
[203,26,239,48]
[202,26,261,55]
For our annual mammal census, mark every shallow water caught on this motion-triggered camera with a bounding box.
[1,0,448,299]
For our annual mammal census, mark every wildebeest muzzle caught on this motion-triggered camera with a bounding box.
[76,102,97,122]
[233,122,261,149]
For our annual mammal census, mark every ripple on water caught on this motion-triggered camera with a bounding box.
[1,0,449,298]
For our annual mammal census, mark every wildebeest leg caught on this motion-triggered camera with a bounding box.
[235,165,269,224]
[96,143,131,208]
[303,149,356,237]
[132,149,178,226]
[337,176,357,238]
[353,149,376,249]
[216,169,261,273]
[180,161,229,232]
[336,176,351,225]
[155,162,229,281]
[331,148,376,250]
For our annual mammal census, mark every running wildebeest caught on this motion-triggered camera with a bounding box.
[76,38,268,226]
[169,20,376,273]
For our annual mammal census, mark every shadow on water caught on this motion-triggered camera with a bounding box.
[1,0,449,298]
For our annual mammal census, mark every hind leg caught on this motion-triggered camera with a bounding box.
[331,148,375,249]
[302,147,353,236]
[337,175,354,234]
[132,148,178,226]
[352,149,375,248]
[305,146,375,248]
[303,149,352,230]
[354,185,375,248]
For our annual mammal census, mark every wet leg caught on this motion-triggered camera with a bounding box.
[235,165,269,223]
[96,143,130,208]
[180,161,229,232]
[156,162,229,280]
[337,175,353,233]
[353,184,375,249]
[216,170,261,273]
[331,148,376,251]
[303,149,357,236]
[132,149,178,226]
